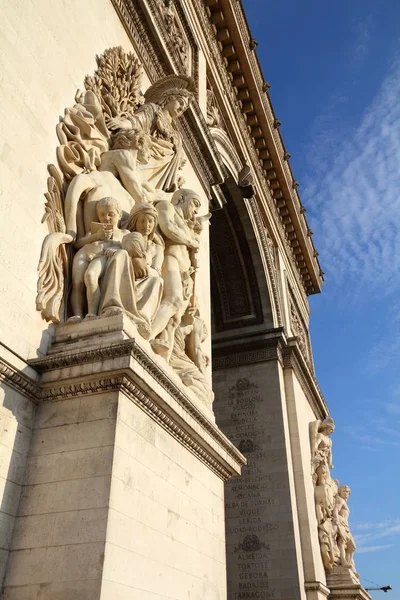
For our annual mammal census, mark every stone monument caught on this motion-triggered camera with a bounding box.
[0,46,245,599]
[0,2,375,599]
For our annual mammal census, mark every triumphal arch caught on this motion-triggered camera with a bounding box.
[0,1,370,599]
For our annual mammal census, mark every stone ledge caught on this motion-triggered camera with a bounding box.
[305,581,330,597]
[28,316,246,481]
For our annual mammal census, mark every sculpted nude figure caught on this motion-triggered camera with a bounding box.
[69,197,129,321]
[333,485,357,572]
[150,189,201,361]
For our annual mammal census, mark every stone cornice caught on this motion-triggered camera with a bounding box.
[327,586,372,600]
[29,340,246,481]
[282,338,328,419]
[200,0,323,295]
[212,327,285,369]
[304,581,330,597]
[0,356,40,403]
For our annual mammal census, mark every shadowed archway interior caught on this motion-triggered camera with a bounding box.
[210,173,273,336]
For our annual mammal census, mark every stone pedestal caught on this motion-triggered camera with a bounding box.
[326,569,372,600]
[2,316,245,600]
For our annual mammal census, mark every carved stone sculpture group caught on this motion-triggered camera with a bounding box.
[36,47,211,406]
[310,418,358,577]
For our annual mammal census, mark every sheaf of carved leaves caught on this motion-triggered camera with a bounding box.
[42,164,66,234]
[84,46,144,118]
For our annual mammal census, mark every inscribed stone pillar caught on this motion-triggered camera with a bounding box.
[213,331,305,600]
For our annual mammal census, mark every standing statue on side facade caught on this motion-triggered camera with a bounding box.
[313,461,337,570]
[310,417,336,570]
[332,485,357,573]
[310,417,335,483]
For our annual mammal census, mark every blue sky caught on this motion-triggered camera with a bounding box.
[243,0,400,594]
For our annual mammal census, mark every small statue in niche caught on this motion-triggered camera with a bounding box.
[69,197,130,322]
[332,485,357,573]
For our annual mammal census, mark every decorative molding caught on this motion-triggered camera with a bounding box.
[213,329,284,369]
[304,581,330,597]
[213,346,280,369]
[29,340,246,480]
[189,0,315,298]
[282,341,328,419]
[248,196,283,327]
[0,357,40,402]
[156,0,191,73]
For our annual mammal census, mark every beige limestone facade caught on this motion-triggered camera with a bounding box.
[0,1,370,599]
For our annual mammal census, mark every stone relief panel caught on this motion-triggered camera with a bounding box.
[310,418,359,580]
[36,46,212,407]
[206,85,223,129]
[289,292,312,367]
[157,0,191,72]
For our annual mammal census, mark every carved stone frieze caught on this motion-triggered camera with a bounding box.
[0,357,41,402]
[290,300,310,362]
[206,87,222,129]
[157,0,190,71]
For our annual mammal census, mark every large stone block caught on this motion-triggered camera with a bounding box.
[2,328,244,599]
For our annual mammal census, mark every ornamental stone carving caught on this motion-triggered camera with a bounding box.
[157,0,190,70]
[310,419,359,579]
[290,300,310,362]
[36,46,212,407]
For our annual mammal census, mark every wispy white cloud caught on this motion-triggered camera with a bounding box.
[353,519,400,550]
[304,58,400,301]
[343,424,400,448]
[350,16,371,69]
[357,544,393,554]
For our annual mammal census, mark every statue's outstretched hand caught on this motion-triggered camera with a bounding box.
[106,116,131,131]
